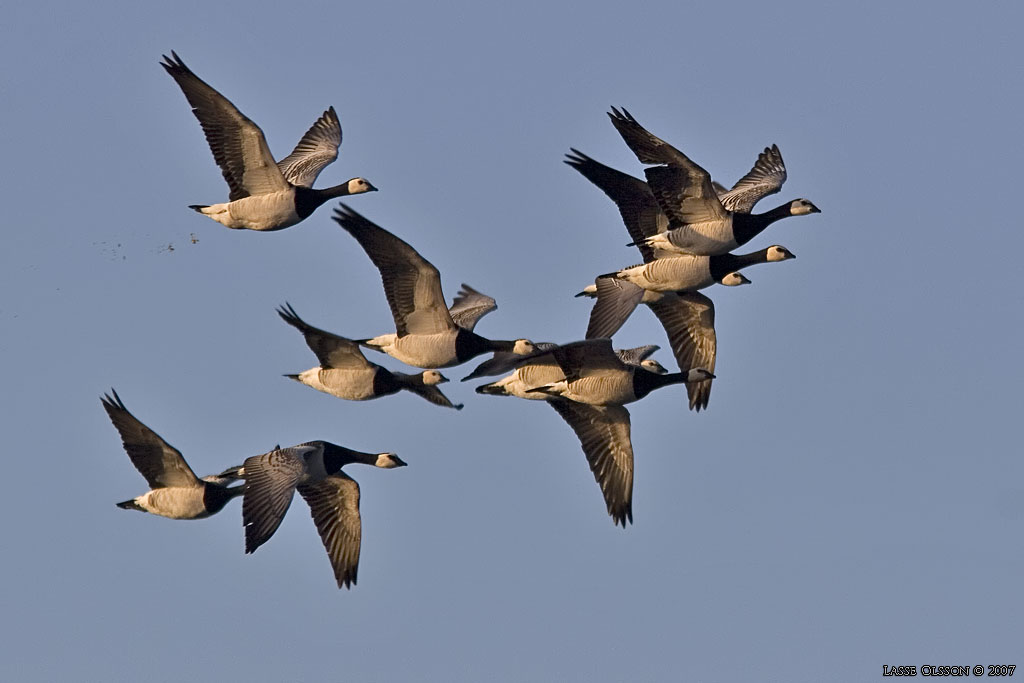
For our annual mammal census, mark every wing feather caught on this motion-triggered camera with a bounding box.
[161,52,287,200]
[333,205,455,336]
[101,390,200,489]
[448,283,497,332]
[647,292,717,411]
[277,303,370,370]
[297,474,362,589]
[718,144,787,214]
[549,400,634,527]
[241,447,309,554]
[277,106,342,188]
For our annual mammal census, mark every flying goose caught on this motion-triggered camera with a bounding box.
[235,441,406,589]
[333,205,537,368]
[608,108,819,255]
[475,343,666,398]
[581,279,726,412]
[600,245,794,297]
[534,339,713,407]
[102,390,244,519]
[278,303,463,409]
[161,52,376,231]
[539,341,710,526]
[476,342,677,526]
[565,147,792,261]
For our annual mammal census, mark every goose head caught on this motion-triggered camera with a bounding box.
[512,339,539,355]
[720,272,752,286]
[686,368,716,382]
[421,370,449,385]
[639,359,669,374]
[346,178,378,194]
[375,452,408,468]
[766,246,796,262]
[788,199,820,216]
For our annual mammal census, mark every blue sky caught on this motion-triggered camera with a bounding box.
[2,1,1022,680]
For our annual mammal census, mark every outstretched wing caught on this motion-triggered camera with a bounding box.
[277,303,370,370]
[297,474,362,589]
[549,400,634,527]
[101,390,200,489]
[585,278,646,340]
[277,106,342,188]
[647,292,717,411]
[241,447,310,554]
[333,205,455,336]
[564,149,665,263]
[718,144,787,214]
[161,52,287,201]
[448,284,497,332]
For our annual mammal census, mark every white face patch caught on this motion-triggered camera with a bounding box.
[376,453,405,468]
[640,359,669,374]
[767,246,794,262]
[513,339,537,355]
[422,370,445,385]
[721,272,751,286]
[790,199,818,215]
[348,178,375,194]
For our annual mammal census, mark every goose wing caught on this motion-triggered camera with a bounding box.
[297,473,362,589]
[585,278,646,340]
[607,108,727,224]
[241,446,312,554]
[614,344,660,366]
[405,383,464,410]
[462,342,560,381]
[277,303,370,370]
[448,283,497,332]
[101,390,200,489]
[647,292,717,411]
[277,106,342,188]
[333,205,456,336]
[549,400,634,527]
[644,165,728,226]
[551,338,625,382]
[564,149,662,263]
[160,52,288,201]
[718,144,787,214]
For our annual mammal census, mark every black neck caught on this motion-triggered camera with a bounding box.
[319,441,376,473]
[371,368,403,397]
[708,247,775,281]
[203,484,244,514]
[294,184,350,219]
[731,202,792,248]
[632,369,690,400]
[455,329,505,362]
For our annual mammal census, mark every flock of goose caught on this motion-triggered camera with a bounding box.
[103,52,821,589]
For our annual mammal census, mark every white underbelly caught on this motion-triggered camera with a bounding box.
[652,219,737,256]
[561,374,636,406]
[385,333,460,368]
[300,367,379,400]
[207,191,301,230]
[619,256,713,292]
[138,487,210,519]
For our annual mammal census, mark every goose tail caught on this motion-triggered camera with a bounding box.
[187,204,209,213]
[116,499,144,511]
